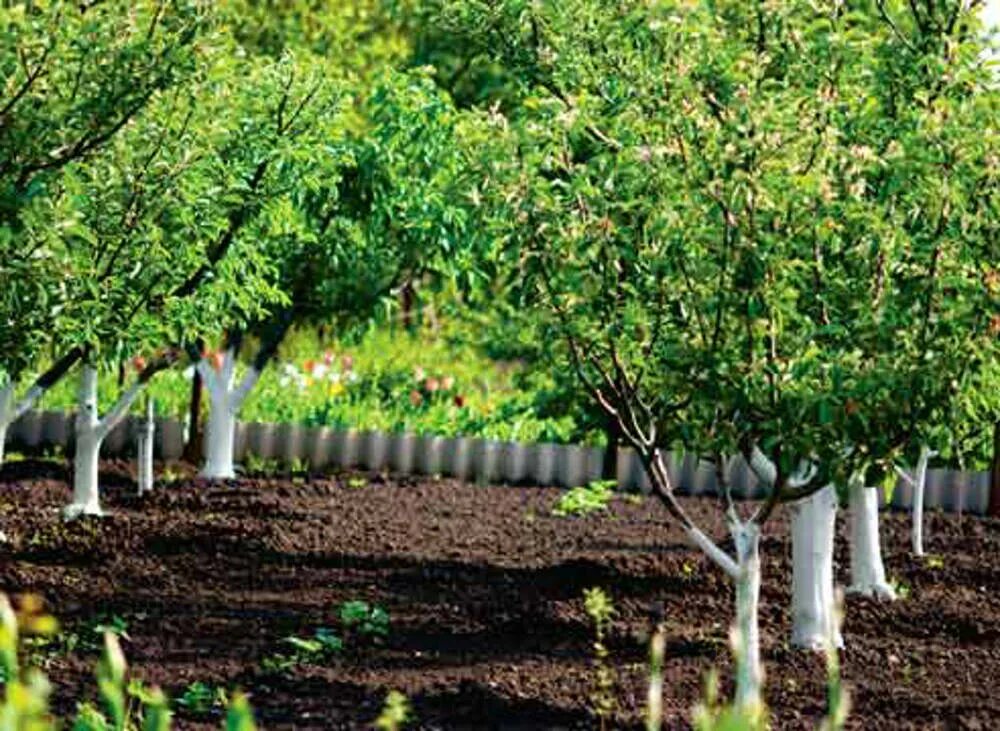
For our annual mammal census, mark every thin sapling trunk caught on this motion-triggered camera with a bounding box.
[895,446,935,556]
[136,398,155,495]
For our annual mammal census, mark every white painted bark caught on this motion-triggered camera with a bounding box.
[899,446,934,557]
[848,477,896,599]
[66,366,103,518]
[790,485,843,649]
[199,349,260,479]
[0,383,10,465]
[684,524,739,579]
[65,365,152,519]
[137,399,155,494]
[731,522,763,712]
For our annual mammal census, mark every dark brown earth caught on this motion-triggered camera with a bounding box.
[0,458,998,730]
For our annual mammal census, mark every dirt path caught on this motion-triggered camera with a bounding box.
[1,459,997,729]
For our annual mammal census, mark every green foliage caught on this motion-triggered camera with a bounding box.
[262,627,343,675]
[175,681,228,716]
[40,325,594,445]
[339,601,390,641]
[552,480,616,517]
[374,690,411,731]
[0,593,256,730]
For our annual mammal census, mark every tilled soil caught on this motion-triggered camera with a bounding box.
[0,458,998,730]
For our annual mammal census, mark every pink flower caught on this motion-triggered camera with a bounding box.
[425,377,440,393]
[341,355,354,371]
[442,375,455,390]
[323,350,335,366]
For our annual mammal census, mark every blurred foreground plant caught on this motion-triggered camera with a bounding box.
[0,594,258,730]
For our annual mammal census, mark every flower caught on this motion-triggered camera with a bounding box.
[132,356,147,372]
[303,359,316,375]
[342,355,354,371]
[409,389,423,406]
[425,377,440,392]
[323,350,335,366]
[414,366,425,381]
[442,375,455,390]
[313,363,329,380]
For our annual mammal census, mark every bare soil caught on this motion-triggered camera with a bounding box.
[0,458,998,729]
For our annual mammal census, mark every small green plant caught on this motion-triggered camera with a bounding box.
[346,476,367,489]
[553,480,616,517]
[176,681,229,716]
[889,578,911,600]
[261,628,343,675]
[374,690,411,730]
[0,598,257,730]
[925,555,944,570]
[583,588,617,729]
[339,601,390,641]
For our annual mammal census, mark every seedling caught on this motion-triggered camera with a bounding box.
[346,477,367,490]
[375,690,411,730]
[339,601,390,641]
[583,588,617,729]
[261,628,343,675]
[176,681,229,715]
[553,480,616,517]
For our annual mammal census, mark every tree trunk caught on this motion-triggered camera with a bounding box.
[0,382,11,465]
[601,417,618,481]
[401,281,415,331]
[201,369,236,479]
[731,522,763,712]
[990,421,1000,518]
[182,366,203,463]
[790,484,843,649]
[911,446,932,556]
[137,398,155,494]
[66,366,104,518]
[848,478,896,599]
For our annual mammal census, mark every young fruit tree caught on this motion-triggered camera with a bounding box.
[194,70,475,479]
[810,0,1000,591]
[451,0,999,700]
[452,0,901,708]
[14,47,321,516]
[0,0,208,464]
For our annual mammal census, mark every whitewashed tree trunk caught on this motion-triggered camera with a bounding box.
[790,484,843,649]
[906,446,934,557]
[0,382,11,465]
[67,366,103,518]
[848,477,896,599]
[64,364,154,519]
[199,348,260,479]
[731,522,763,712]
[136,399,155,494]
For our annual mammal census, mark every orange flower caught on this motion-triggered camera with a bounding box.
[132,356,147,372]
[303,359,316,375]
[409,389,423,406]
